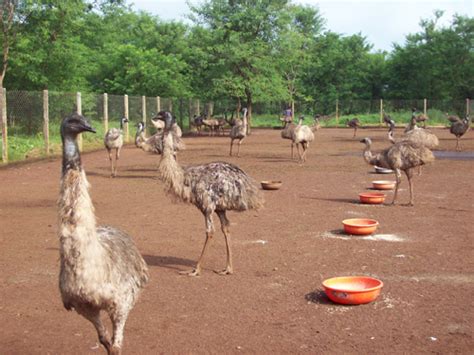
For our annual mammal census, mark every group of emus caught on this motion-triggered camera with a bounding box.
[59,106,470,354]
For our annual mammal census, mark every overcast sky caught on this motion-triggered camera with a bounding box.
[130,0,473,52]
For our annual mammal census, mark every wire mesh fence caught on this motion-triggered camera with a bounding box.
[0,89,471,164]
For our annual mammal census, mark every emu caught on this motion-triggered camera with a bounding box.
[360,137,434,206]
[104,117,128,177]
[58,113,148,354]
[155,111,264,276]
[229,108,248,157]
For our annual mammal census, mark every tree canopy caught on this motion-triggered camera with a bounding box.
[1,0,472,110]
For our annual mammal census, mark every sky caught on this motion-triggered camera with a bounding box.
[130,0,473,52]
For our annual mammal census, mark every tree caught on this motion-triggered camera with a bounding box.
[189,0,290,132]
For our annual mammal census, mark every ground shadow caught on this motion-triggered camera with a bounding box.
[87,171,156,180]
[301,196,360,204]
[143,254,196,271]
[305,290,334,305]
[123,167,156,173]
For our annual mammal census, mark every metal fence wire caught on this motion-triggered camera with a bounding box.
[0,89,471,164]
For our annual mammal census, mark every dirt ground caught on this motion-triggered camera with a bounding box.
[1,126,473,354]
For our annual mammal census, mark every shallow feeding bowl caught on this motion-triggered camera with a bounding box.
[372,180,396,190]
[359,192,386,204]
[374,166,393,174]
[322,276,383,305]
[261,180,283,190]
[342,218,379,235]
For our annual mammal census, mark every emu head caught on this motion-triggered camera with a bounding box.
[360,137,372,145]
[61,113,95,137]
[154,111,174,130]
[136,121,144,132]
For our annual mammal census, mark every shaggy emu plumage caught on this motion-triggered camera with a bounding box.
[155,111,264,276]
[104,117,128,177]
[135,122,184,155]
[346,117,360,137]
[281,120,297,159]
[388,123,439,176]
[229,108,248,157]
[292,116,318,163]
[360,137,434,206]
[59,113,148,354]
[449,115,471,151]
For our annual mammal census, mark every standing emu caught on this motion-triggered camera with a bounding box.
[449,115,471,151]
[360,137,434,206]
[155,111,264,276]
[104,117,128,177]
[292,116,318,163]
[346,117,360,137]
[59,113,148,354]
[229,108,248,157]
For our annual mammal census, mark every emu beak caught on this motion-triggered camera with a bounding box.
[82,122,96,133]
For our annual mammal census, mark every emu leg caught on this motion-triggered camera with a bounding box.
[417,165,423,176]
[296,143,302,162]
[76,307,111,352]
[229,139,234,156]
[113,148,121,177]
[237,138,244,157]
[353,127,356,137]
[291,142,294,159]
[216,210,233,275]
[456,137,461,151]
[109,309,129,355]
[391,169,402,205]
[406,169,415,206]
[180,214,214,276]
[107,150,114,177]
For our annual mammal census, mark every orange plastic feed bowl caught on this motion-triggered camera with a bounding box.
[359,192,386,204]
[342,218,379,235]
[261,180,283,190]
[323,276,383,305]
[372,180,396,190]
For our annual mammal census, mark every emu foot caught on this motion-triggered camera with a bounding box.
[214,267,233,276]
[179,268,201,277]
[402,202,414,207]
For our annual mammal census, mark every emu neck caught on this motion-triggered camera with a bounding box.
[158,133,186,199]
[62,135,82,175]
[362,142,379,166]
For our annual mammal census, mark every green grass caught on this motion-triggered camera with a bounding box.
[250,109,453,128]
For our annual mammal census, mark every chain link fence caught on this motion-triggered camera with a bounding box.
[1,89,471,163]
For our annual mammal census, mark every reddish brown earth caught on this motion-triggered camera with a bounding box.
[1,127,473,354]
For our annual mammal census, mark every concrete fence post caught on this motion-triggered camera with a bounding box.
[103,93,108,133]
[380,99,383,125]
[1,88,7,163]
[142,95,146,124]
[124,94,129,143]
[43,90,49,155]
[423,98,427,115]
[466,98,470,117]
[335,98,339,126]
[156,96,161,114]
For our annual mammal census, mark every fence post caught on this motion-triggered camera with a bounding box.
[1,88,7,163]
[423,98,427,115]
[77,92,82,151]
[379,99,383,125]
[142,95,146,124]
[196,99,200,115]
[43,90,49,155]
[188,98,193,130]
[103,93,108,133]
[124,94,129,143]
[466,98,470,116]
[335,98,339,126]
[169,99,173,113]
[156,96,161,113]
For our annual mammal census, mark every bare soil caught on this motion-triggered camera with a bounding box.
[1,127,473,354]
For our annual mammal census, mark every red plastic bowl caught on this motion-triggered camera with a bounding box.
[342,218,379,235]
[372,180,396,190]
[322,276,383,305]
[359,192,386,204]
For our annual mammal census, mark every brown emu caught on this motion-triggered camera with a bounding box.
[229,108,248,157]
[155,111,264,276]
[59,113,148,354]
[346,117,360,137]
[449,115,471,151]
[360,137,434,206]
[292,116,318,163]
[104,117,128,177]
